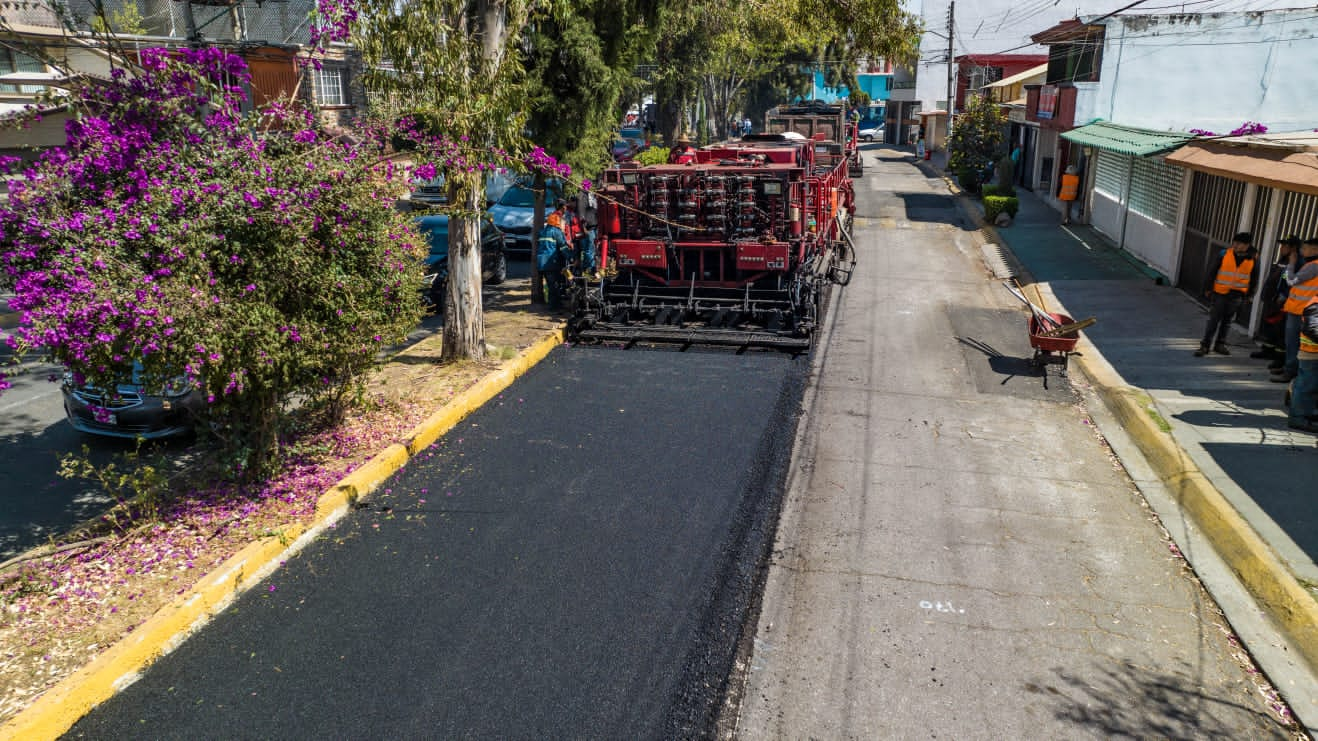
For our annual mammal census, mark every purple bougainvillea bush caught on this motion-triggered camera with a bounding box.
[0,48,425,479]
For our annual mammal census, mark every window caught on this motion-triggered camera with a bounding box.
[1046,31,1104,84]
[314,66,348,106]
[0,49,47,95]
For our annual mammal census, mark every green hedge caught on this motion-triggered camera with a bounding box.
[980,183,1017,199]
[983,195,1020,222]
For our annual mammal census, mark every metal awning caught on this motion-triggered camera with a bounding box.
[985,64,1047,89]
[1165,133,1318,196]
[1061,121,1194,157]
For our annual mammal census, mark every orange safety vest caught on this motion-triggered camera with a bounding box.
[1059,173,1080,201]
[1301,299,1318,353]
[1212,250,1254,295]
[1284,272,1318,314]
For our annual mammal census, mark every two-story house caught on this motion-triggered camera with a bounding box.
[0,0,363,159]
[1025,10,1318,331]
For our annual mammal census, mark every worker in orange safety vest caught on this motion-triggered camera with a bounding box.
[1058,165,1081,225]
[1195,231,1257,357]
[1288,296,1318,432]
[1274,236,1318,382]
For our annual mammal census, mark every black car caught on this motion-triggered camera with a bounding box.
[61,363,205,440]
[417,214,508,310]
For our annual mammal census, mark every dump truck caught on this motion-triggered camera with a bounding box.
[764,102,862,176]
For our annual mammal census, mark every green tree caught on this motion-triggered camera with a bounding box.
[650,0,921,144]
[89,2,147,36]
[353,0,534,362]
[947,93,1005,184]
[520,0,658,300]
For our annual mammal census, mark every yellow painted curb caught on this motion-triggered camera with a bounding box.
[1,325,567,741]
[1076,359,1318,674]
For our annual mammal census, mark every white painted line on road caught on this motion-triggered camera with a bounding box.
[1060,225,1093,250]
[0,384,62,413]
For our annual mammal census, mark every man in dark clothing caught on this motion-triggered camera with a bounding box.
[1195,232,1258,356]
[1253,235,1301,364]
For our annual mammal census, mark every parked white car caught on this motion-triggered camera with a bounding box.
[858,124,884,142]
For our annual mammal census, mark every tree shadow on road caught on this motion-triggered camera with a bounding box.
[1031,660,1293,739]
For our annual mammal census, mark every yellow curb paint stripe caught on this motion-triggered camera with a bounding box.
[0,526,306,741]
[1,325,567,741]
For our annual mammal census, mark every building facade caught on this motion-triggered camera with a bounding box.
[1022,9,1318,330]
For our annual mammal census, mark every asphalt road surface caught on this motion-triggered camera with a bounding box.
[67,346,806,739]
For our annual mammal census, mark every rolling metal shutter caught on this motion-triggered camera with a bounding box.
[1093,150,1130,200]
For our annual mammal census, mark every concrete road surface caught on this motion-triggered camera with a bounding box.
[730,147,1293,739]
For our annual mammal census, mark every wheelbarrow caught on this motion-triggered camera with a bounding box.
[1028,312,1080,373]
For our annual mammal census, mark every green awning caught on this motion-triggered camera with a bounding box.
[1061,121,1194,157]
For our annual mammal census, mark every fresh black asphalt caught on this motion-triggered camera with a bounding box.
[66,345,806,739]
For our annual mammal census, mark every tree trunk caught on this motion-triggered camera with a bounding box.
[529,169,546,305]
[441,170,486,362]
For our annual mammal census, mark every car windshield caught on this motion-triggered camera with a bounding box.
[497,187,538,208]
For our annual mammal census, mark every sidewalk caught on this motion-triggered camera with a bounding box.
[922,150,1318,728]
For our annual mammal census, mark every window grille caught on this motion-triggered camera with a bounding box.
[1277,190,1318,239]
[1185,172,1245,245]
[1128,158,1183,227]
[314,66,347,106]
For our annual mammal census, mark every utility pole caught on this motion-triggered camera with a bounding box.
[945,1,955,147]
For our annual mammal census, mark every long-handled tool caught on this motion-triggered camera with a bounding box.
[1035,316,1096,338]
[1003,281,1060,330]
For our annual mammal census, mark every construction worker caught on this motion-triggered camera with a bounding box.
[668,134,697,165]
[1289,296,1318,432]
[1195,232,1257,357]
[536,211,571,310]
[1275,237,1318,383]
[1059,165,1081,225]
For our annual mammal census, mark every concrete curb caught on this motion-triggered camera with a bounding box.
[0,326,567,741]
[921,162,1318,684]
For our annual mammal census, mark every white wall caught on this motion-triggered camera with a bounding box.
[1092,10,1318,132]
[1088,178,1178,277]
[912,0,1305,115]
[1092,191,1124,245]
[1124,211,1178,276]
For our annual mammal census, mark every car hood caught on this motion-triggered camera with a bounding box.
[488,204,535,231]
